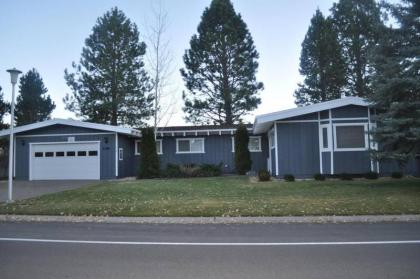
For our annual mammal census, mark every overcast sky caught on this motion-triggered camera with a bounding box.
[0,0,337,126]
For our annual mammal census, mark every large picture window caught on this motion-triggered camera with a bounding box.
[334,124,367,151]
[176,138,205,154]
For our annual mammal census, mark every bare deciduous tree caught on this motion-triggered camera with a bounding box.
[143,0,177,136]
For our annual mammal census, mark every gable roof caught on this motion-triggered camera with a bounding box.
[253,97,370,133]
[0,118,141,137]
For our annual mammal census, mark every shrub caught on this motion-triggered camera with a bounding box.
[234,124,252,175]
[339,173,353,180]
[164,163,184,178]
[195,163,222,177]
[258,170,271,182]
[138,128,160,178]
[284,174,295,182]
[364,171,379,180]
[391,171,403,179]
[313,173,326,181]
[180,164,200,176]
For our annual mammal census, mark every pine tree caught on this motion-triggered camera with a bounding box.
[294,9,346,106]
[64,7,153,127]
[0,86,10,129]
[15,69,55,126]
[181,0,263,125]
[331,0,383,97]
[234,124,252,174]
[138,127,160,178]
[369,0,420,162]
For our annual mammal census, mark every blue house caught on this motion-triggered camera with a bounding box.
[0,97,418,180]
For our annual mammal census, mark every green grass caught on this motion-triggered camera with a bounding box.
[1,176,420,217]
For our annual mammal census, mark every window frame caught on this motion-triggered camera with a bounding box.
[319,124,332,152]
[134,139,163,155]
[176,138,205,154]
[118,148,123,161]
[333,123,368,152]
[231,136,262,153]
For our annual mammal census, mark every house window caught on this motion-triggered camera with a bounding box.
[135,139,163,155]
[119,148,123,161]
[269,131,275,149]
[322,128,328,148]
[231,136,262,152]
[248,136,262,152]
[156,139,163,155]
[334,124,367,151]
[135,140,141,155]
[176,138,205,154]
[320,125,331,151]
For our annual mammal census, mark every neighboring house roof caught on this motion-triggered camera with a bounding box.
[0,118,141,137]
[157,124,252,132]
[253,97,370,134]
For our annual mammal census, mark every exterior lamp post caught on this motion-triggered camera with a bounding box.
[6,68,22,203]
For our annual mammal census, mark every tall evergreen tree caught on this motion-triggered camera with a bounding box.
[369,0,420,162]
[181,0,263,125]
[234,124,252,174]
[15,69,55,126]
[138,127,160,178]
[331,0,383,97]
[0,86,10,129]
[64,7,153,127]
[294,9,346,106]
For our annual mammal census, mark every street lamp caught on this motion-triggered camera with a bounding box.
[6,68,22,203]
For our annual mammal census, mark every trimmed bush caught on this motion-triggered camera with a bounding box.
[364,171,379,180]
[164,163,184,178]
[162,163,222,178]
[391,171,403,179]
[313,173,326,181]
[284,174,295,182]
[258,170,271,182]
[195,163,222,177]
[138,128,160,178]
[234,124,252,175]
[339,173,353,180]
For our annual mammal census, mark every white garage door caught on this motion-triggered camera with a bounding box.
[30,142,100,180]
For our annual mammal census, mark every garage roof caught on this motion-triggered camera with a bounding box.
[0,118,141,137]
[253,97,370,134]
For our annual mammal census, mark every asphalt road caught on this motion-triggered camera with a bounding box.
[0,222,419,279]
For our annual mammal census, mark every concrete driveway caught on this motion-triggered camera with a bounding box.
[0,180,95,202]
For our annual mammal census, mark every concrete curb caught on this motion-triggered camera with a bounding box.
[1,214,420,224]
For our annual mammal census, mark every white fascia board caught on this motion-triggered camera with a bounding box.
[0,118,141,137]
[253,97,370,134]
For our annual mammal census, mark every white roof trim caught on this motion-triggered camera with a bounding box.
[253,97,370,133]
[0,118,141,137]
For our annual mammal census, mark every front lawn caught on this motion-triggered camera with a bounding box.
[1,176,419,217]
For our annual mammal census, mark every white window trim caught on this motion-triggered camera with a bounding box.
[249,136,262,152]
[269,130,275,150]
[176,138,205,154]
[319,124,332,152]
[118,148,123,161]
[135,139,163,155]
[333,123,369,152]
[134,139,141,155]
[156,139,163,155]
[231,136,262,153]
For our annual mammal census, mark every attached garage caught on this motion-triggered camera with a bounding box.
[0,118,141,181]
[29,141,100,180]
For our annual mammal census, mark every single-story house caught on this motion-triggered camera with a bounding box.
[0,97,418,180]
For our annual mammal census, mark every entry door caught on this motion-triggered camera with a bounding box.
[30,142,100,180]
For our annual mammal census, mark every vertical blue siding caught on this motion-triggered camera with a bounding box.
[276,122,320,178]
